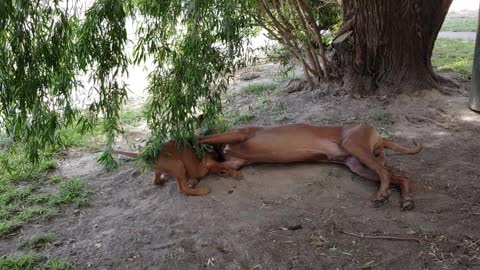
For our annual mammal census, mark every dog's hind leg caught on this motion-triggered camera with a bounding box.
[345,157,414,210]
[186,179,199,188]
[152,171,168,185]
[345,157,379,181]
[341,140,392,206]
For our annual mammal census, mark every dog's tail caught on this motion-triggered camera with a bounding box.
[382,139,423,154]
[112,150,139,158]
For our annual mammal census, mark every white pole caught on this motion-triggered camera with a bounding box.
[469,2,480,112]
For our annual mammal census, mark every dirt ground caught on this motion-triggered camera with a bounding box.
[1,63,480,270]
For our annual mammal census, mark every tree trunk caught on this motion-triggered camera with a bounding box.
[335,0,453,96]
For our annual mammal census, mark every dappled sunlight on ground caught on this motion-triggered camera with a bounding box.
[458,109,480,123]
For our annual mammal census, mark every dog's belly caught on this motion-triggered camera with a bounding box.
[224,135,349,163]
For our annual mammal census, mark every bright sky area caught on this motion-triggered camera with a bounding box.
[450,0,479,12]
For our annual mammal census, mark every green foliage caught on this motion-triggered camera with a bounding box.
[0,0,260,169]
[18,234,56,250]
[241,82,278,94]
[0,0,82,163]
[75,0,131,168]
[369,109,389,122]
[0,253,75,270]
[441,18,478,32]
[432,38,474,76]
[120,109,145,126]
[0,0,129,169]
[224,110,255,125]
[0,176,87,237]
[133,0,257,164]
[56,178,88,206]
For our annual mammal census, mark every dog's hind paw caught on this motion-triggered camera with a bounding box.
[186,179,199,188]
[221,170,243,180]
[232,171,243,180]
[373,195,389,208]
[194,188,210,196]
[401,197,415,211]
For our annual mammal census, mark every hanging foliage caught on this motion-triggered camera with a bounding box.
[0,0,256,169]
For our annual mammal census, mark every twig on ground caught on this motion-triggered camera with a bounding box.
[339,230,421,243]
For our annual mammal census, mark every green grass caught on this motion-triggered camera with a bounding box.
[0,149,56,183]
[224,110,255,125]
[18,234,56,250]
[0,253,75,270]
[198,109,255,136]
[240,82,278,95]
[432,38,474,76]
[120,109,145,126]
[274,70,304,81]
[56,178,88,206]
[274,101,288,122]
[369,109,390,123]
[441,17,478,32]
[256,94,271,105]
[0,177,87,237]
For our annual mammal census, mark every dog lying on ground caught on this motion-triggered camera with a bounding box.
[113,141,241,196]
[198,124,422,210]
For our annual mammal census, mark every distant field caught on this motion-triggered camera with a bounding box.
[432,38,475,76]
[441,11,478,32]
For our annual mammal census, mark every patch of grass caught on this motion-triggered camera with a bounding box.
[120,109,145,126]
[432,38,474,76]
[240,82,278,95]
[369,109,390,123]
[274,101,289,122]
[0,177,87,237]
[199,109,255,136]
[257,94,271,105]
[0,253,75,270]
[441,18,478,32]
[274,70,303,81]
[57,120,104,150]
[18,234,56,250]
[47,176,63,184]
[56,178,88,207]
[224,110,255,125]
[372,125,390,137]
[0,149,56,183]
[365,110,392,137]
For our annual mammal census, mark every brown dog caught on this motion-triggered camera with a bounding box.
[198,124,422,210]
[113,141,241,196]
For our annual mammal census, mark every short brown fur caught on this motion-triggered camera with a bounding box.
[113,141,241,196]
[198,124,422,210]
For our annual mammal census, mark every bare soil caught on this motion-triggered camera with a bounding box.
[1,63,480,270]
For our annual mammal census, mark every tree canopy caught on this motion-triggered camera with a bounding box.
[0,0,257,167]
[0,0,453,169]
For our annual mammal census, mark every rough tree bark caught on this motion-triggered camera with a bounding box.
[334,0,453,96]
